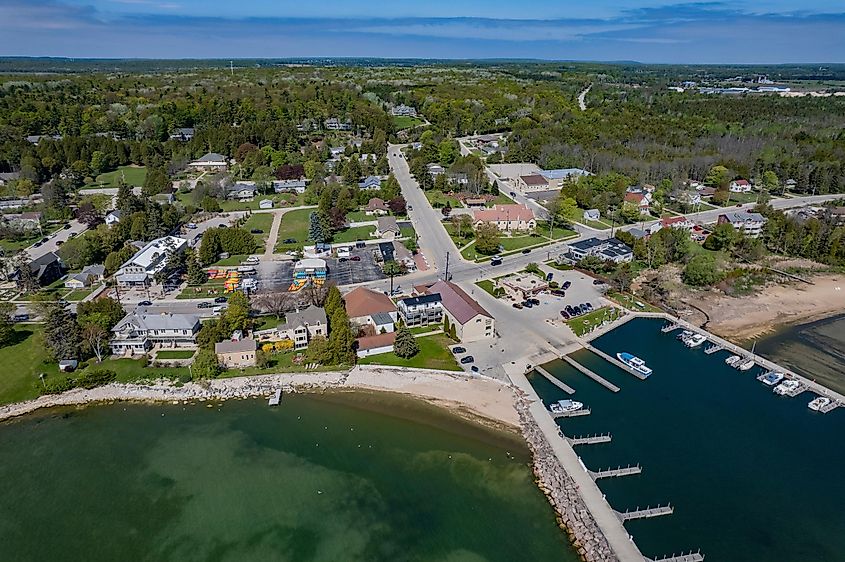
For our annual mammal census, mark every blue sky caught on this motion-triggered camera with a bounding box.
[1,0,843,62]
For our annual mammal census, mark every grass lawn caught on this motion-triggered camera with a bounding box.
[561,207,612,229]
[65,287,96,301]
[209,254,251,267]
[0,223,63,253]
[714,191,764,206]
[400,225,416,240]
[426,190,461,209]
[358,334,461,371]
[155,350,196,360]
[566,307,623,337]
[606,291,662,313]
[408,325,441,335]
[275,208,312,251]
[346,210,371,223]
[333,225,375,243]
[0,327,55,405]
[475,279,504,298]
[393,115,424,130]
[487,193,514,206]
[177,278,228,299]
[219,193,304,211]
[253,314,285,331]
[243,213,274,246]
[84,165,147,188]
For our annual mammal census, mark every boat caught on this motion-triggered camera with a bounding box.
[808,396,831,411]
[737,359,755,371]
[676,330,694,341]
[549,399,583,414]
[684,334,707,348]
[725,355,741,366]
[758,371,785,386]
[616,352,653,377]
[773,379,801,395]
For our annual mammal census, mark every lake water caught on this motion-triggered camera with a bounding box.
[0,392,576,562]
[531,317,845,562]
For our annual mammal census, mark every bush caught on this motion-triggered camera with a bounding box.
[683,254,723,287]
[76,368,117,389]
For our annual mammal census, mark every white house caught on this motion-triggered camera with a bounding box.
[64,264,105,289]
[717,211,767,238]
[583,209,601,221]
[358,176,382,190]
[110,311,200,355]
[105,210,122,226]
[115,236,188,287]
[729,179,752,193]
[273,179,307,194]
[355,332,396,358]
[227,183,257,200]
[376,216,401,239]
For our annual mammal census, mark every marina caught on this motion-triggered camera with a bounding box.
[588,463,642,480]
[559,355,621,392]
[534,365,577,395]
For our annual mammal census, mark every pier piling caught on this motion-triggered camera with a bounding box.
[569,433,612,446]
[588,463,642,480]
[615,503,673,522]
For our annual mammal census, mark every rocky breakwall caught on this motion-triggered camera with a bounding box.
[515,397,618,562]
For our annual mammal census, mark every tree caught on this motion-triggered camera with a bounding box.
[618,202,642,223]
[77,201,102,227]
[324,285,343,318]
[328,308,355,364]
[762,170,780,192]
[387,196,407,215]
[186,250,206,285]
[682,254,723,287]
[438,139,458,166]
[474,222,501,255]
[703,223,739,251]
[82,324,109,363]
[393,325,419,359]
[308,211,329,243]
[255,349,271,369]
[14,251,39,294]
[451,214,473,239]
[611,262,635,293]
[0,302,15,348]
[202,195,222,213]
[192,349,221,379]
[224,291,251,332]
[142,167,169,196]
[43,303,81,361]
[547,194,577,225]
[198,229,223,265]
[77,297,125,332]
[705,165,731,188]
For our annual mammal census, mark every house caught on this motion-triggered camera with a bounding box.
[273,179,307,194]
[13,212,42,230]
[698,186,717,198]
[255,306,328,349]
[259,199,273,210]
[670,190,702,206]
[473,204,536,232]
[427,163,445,176]
[15,252,63,288]
[152,192,175,205]
[376,216,401,239]
[215,338,257,368]
[365,198,389,216]
[344,287,398,329]
[583,209,601,221]
[329,146,346,158]
[325,118,352,131]
[0,172,20,186]
[391,241,416,271]
[391,104,417,117]
[398,294,443,327]
[358,176,382,190]
[169,127,195,141]
[355,332,396,358]
[105,210,122,226]
[623,191,652,213]
[423,280,494,342]
[227,183,257,200]
[660,216,694,230]
[188,152,229,172]
[717,211,767,238]
[518,174,550,192]
[540,168,590,188]
[827,207,845,226]
[729,179,752,193]
[115,236,188,287]
[563,237,633,264]
[64,264,105,289]
[110,311,200,355]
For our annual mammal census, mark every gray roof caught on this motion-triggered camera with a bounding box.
[377,216,400,233]
[81,264,105,277]
[196,152,227,162]
[215,338,256,354]
[371,312,395,326]
[0,172,20,181]
[280,306,327,330]
[721,211,765,223]
[228,183,257,193]
[113,311,200,333]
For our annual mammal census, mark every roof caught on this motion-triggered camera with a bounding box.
[107,210,122,219]
[473,204,535,223]
[367,197,388,210]
[122,236,188,272]
[371,312,395,326]
[732,179,750,185]
[520,174,549,186]
[569,237,632,256]
[540,168,590,180]
[0,172,20,181]
[720,211,766,223]
[400,293,442,307]
[113,311,200,333]
[661,216,691,227]
[358,176,381,187]
[115,272,149,283]
[624,192,647,203]
[228,183,257,193]
[377,216,400,233]
[294,258,327,270]
[356,332,396,351]
[215,338,256,354]
[195,152,227,163]
[425,280,491,324]
[344,287,396,319]
[281,306,327,330]
[20,211,42,220]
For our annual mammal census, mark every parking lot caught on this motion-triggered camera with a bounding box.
[255,248,385,291]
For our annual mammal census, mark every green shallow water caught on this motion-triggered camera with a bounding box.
[0,392,576,562]
[532,317,845,562]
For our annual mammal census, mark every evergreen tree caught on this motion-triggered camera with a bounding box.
[192,349,221,379]
[328,308,355,364]
[198,229,222,265]
[0,302,15,348]
[186,250,206,285]
[14,251,39,294]
[224,291,251,332]
[393,325,419,359]
[43,303,81,361]
[308,211,328,243]
[324,285,343,318]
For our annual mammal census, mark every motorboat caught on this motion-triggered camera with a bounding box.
[773,379,801,395]
[808,396,831,411]
[725,355,741,366]
[549,399,583,414]
[616,352,653,377]
[737,359,756,371]
[684,334,707,348]
[758,371,785,386]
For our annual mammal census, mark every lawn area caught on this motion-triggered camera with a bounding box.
[475,279,505,298]
[393,115,425,130]
[426,190,461,209]
[0,223,63,253]
[566,307,623,337]
[177,278,228,299]
[487,193,514,206]
[408,325,441,335]
[65,287,96,301]
[333,225,375,243]
[606,291,662,312]
[209,254,251,267]
[0,327,54,405]
[400,224,416,240]
[346,210,371,223]
[253,314,285,331]
[713,191,764,206]
[358,334,461,371]
[155,350,196,360]
[563,207,612,229]
[84,165,147,188]
[219,192,304,211]
[275,208,312,251]
[243,213,274,245]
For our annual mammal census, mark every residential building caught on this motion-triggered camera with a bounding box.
[826,207,845,226]
[273,179,307,194]
[391,241,416,271]
[227,183,257,200]
[115,236,188,287]
[329,146,346,158]
[152,192,175,205]
[15,252,63,288]
[398,294,443,327]
[670,190,702,206]
[517,174,550,192]
[376,216,401,239]
[215,338,257,368]
[365,197,389,216]
[188,152,229,172]
[358,176,382,190]
[11,212,42,230]
[105,210,122,226]
[255,306,328,349]
[729,179,752,193]
[391,104,417,117]
[623,191,652,213]
[473,204,536,232]
[325,118,352,131]
[717,211,767,238]
[583,209,601,221]
[660,216,695,230]
[169,127,195,141]
[563,237,633,264]
[64,264,105,289]
[0,172,20,186]
[110,311,200,355]
[355,332,396,358]
[539,168,590,188]
[427,163,445,176]
[423,280,494,342]
[344,287,398,329]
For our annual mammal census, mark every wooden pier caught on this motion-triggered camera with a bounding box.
[584,344,649,381]
[615,504,673,522]
[569,433,612,446]
[589,463,642,480]
[703,344,722,355]
[647,550,705,562]
[560,355,621,392]
[534,366,576,395]
[553,407,591,418]
[268,388,282,406]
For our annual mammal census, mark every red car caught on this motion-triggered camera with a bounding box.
[350,256,361,261]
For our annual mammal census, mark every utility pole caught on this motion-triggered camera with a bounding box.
[444,251,450,282]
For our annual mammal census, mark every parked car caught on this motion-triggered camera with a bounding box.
[521,248,531,254]
[407,205,413,211]
[528,297,540,305]
[339,257,348,262]
[452,346,467,354]
[40,237,48,243]
[551,289,566,297]
[592,279,604,285]
[460,356,475,364]
[63,223,72,230]
[138,300,152,306]
[213,296,228,303]
[186,223,197,229]
[355,241,366,248]
[55,240,64,246]
[12,314,29,322]
[522,301,533,308]
[470,365,479,373]
[559,310,570,319]
[509,191,516,197]
[283,238,297,244]
[33,242,42,247]
[250,229,264,234]
[584,303,594,312]
[562,281,572,290]
[512,302,523,309]
[197,302,213,309]
[350,256,361,261]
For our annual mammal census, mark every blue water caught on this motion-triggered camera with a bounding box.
[532,318,845,562]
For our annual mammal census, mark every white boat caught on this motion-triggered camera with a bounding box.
[773,379,801,395]
[549,399,583,414]
[616,352,653,377]
[676,330,694,341]
[737,359,755,371]
[684,334,707,348]
[725,355,741,366]
[808,396,831,411]
[758,371,785,386]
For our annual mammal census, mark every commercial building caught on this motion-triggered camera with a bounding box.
[517,174,550,192]
[563,237,633,264]
[422,280,494,342]
[115,236,188,287]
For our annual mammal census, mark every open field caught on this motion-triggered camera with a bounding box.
[393,115,425,130]
[332,225,375,243]
[274,208,312,251]
[243,213,274,245]
[85,165,147,188]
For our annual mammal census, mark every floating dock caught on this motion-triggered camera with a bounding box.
[569,433,612,446]
[661,323,679,333]
[703,344,722,355]
[553,407,591,418]
[560,355,621,392]
[589,463,642,480]
[615,504,673,522]
[268,388,282,406]
[583,344,649,381]
[820,400,842,414]
[647,550,705,562]
[534,366,576,395]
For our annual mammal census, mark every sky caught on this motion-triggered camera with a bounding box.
[1,0,843,63]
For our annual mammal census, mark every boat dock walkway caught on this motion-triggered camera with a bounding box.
[616,504,673,522]
[589,464,642,480]
[268,388,282,406]
[584,344,649,381]
[560,355,621,392]
[820,400,842,413]
[646,550,705,562]
[553,407,591,418]
[781,382,807,397]
[703,344,722,355]
[661,323,679,333]
[534,366,576,395]
[569,433,612,446]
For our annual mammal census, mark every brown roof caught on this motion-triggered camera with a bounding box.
[426,280,491,324]
[473,204,535,223]
[344,287,396,319]
[356,332,396,351]
[520,174,549,186]
[215,338,256,354]
[376,216,400,233]
[367,197,388,211]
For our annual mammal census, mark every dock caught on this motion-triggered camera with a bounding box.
[703,344,722,355]
[553,407,591,418]
[820,399,842,414]
[647,550,705,562]
[560,355,621,392]
[535,366,576,395]
[661,323,679,333]
[780,381,807,397]
[615,504,673,522]
[268,388,282,406]
[589,463,641,480]
[584,344,649,381]
[569,433,612,446]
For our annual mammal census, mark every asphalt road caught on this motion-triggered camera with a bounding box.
[25,219,88,261]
